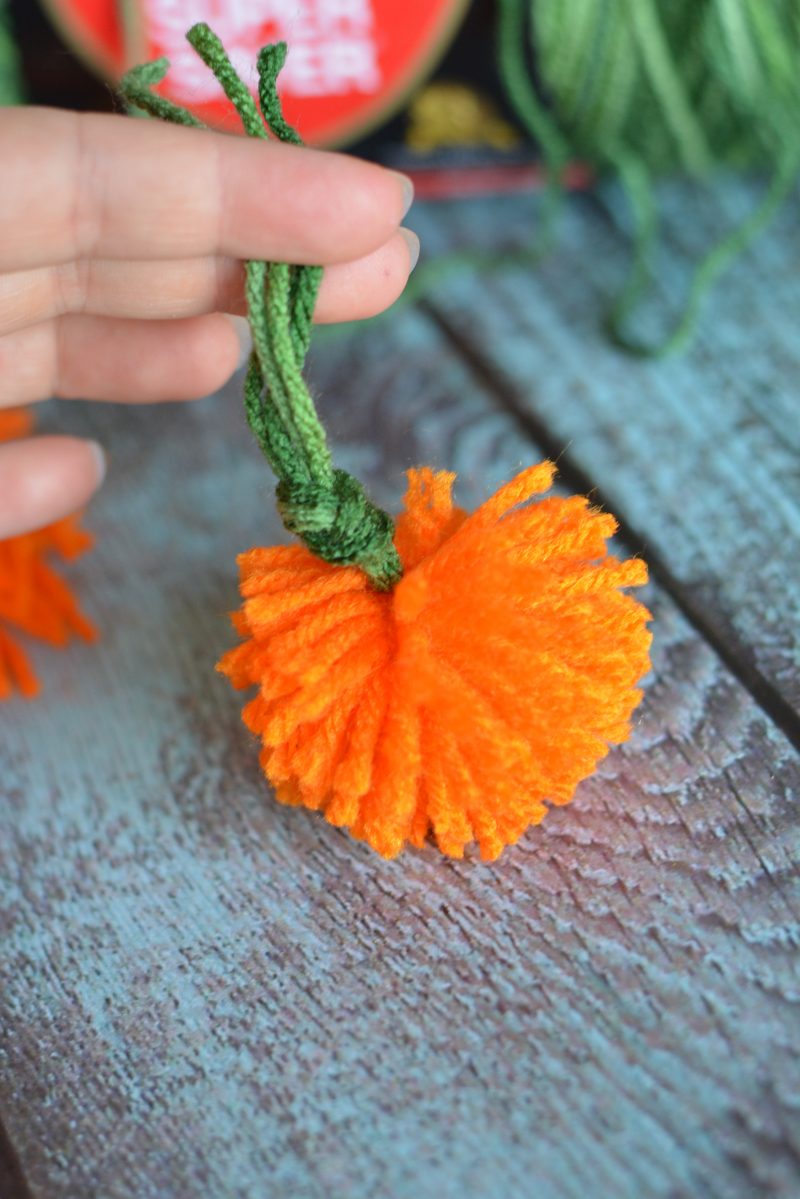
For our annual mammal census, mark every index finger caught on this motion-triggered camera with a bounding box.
[0,108,412,272]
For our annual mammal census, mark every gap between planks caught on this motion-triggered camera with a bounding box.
[0,1117,34,1199]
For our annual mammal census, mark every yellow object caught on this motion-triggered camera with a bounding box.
[406,82,520,153]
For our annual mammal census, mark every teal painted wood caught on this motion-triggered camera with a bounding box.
[407,179,800,717]
[1,305,799,1199]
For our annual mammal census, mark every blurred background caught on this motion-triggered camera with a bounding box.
[1,0,549,200]
[5,0,798,357]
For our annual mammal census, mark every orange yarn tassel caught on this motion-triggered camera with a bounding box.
[0,408,96,699]
[219,463,652,860]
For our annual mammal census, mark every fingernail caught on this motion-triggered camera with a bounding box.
[226,314,253,369]
[89,441,107,487]
[400,227,420,272]
[392,171,414,218]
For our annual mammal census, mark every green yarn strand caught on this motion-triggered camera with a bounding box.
[120,58,204,126]
[244,258,311,481]
[500,0,800,355]
[264,260,333,480]
[624,0,713,176]
[496,0,570,175]
[121,24,402,589]
[603,151,659,351]
[255,42,325,365]
[257,45,303,147]
[610,149,800,357]
[243,352,300,482]
[0,0,22,106]
[186,23,266,140]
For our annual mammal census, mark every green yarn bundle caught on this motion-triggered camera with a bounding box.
[121,27,402,589]
[0,0,22,107]
[497,0,800,354]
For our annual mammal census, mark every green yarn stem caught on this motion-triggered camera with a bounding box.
[121,24,402,590]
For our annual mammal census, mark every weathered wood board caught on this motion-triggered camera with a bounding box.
[409,181,800,721]
[1,301,798,1199]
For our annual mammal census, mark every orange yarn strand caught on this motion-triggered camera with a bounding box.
[0,408,96,699]
[219,464,652,861]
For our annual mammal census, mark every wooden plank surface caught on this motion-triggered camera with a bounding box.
[1,298,799,1199]
[408,180,800,724]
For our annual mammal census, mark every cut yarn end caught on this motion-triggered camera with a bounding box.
[0,408,96,699]
[219,463,652,861]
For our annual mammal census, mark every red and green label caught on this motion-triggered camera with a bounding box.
[42,0,468,144]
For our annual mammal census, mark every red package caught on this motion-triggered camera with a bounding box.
[42,0,469,145]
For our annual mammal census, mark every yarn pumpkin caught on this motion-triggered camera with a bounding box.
[0,408,95,699]
[124,25,652,861]
[219,463,651,861]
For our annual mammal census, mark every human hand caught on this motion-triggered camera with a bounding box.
[0,107,418,538]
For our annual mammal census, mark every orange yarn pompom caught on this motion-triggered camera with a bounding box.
[219,462,652,861]
[0,408,96,699]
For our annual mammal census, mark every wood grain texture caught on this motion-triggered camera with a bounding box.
[407,180,800,722]
[2,301,799,1199]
